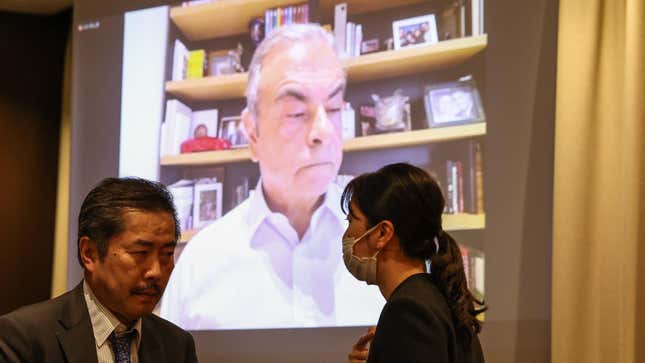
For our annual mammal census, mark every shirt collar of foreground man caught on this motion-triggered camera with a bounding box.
[0,177,197,363]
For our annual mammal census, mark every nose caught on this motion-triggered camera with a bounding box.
[144,255,164,281]
[307,105,335,146]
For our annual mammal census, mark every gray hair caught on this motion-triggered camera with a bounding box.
[245,23,339,117]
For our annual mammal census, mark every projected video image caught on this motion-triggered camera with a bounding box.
[117,0,487,331]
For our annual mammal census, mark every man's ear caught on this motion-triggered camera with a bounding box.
[241,108,259,162]
[368,220,395,250]
[79,236,100,272]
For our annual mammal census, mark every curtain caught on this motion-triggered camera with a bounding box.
[552,0,645,362]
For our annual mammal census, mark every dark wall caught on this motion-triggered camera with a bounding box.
[0,9,72,315]
[480,0,557,361]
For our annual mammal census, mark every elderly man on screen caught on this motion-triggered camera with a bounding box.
[160,24,384,330]
[0,178,196,363]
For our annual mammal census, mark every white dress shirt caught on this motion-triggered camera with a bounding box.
[160,182,384,330]
[83,280,142,363]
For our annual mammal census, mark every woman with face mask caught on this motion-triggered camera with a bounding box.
[342,163,485,363]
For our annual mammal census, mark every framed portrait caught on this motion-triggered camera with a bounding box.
[392,14,439,50]
[218,116,249,148]
[192,180,223,229]
[423,78,485,128]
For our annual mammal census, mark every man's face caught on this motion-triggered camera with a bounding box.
[247,38,345,200]
[85,210,176,323]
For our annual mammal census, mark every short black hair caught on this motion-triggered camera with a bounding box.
[77,177,180,267]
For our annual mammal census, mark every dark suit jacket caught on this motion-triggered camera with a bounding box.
[0,283,197,363]
[367,273,484,363]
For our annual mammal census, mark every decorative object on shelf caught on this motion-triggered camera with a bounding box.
[232,177,250,210]
[249,17,265,46]
[192,178,223,229]
[168,179,195,231]
[180,137,231,153]
[186,49,206,79]
[190,109,218,138]
[358,104,376,136]
[371,89,411,133]
[392,14,439,50]
[207,43,244,76]
[423,75,485,128]
[438,0,466,40]
[384,37,394,50]
[341,102,356,140]
[218,116,248,148]
[360,38,380,54]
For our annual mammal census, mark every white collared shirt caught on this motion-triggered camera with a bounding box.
[160,182,384,330]
[83,280,142,363]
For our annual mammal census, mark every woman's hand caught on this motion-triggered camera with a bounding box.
[348,327,376,362]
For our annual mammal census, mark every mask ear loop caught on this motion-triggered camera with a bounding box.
[425,237,440,274]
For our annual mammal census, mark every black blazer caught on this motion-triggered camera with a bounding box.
[0,283,197,363]
[367,273,484,363]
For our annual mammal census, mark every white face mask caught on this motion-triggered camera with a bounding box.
[342,224,382,285]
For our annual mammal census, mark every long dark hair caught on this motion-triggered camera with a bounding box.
[341,163,486,342]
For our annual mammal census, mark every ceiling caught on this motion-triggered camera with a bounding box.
[0,0,72,15]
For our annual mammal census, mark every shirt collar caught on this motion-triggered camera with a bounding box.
[83,280,142,350]
[244,179,346,246]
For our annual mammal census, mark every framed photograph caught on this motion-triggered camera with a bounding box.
[424,78,485,128]
[218,116,249,148]
[192,180,223,229]
[392,14,439,50]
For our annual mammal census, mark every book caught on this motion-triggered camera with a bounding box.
[341,102,356,140]
[162,99,192,156]
[334,3,347,57]
[172,39,188,81]
[186,49,206,79]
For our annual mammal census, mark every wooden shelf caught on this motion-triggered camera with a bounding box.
[164,35,487,101]
[319,0,428,21]
[179,213,484,243]
[345,35,487,82]
[165,72,247,102]
[170,0,301,41]
[442,213,486,231]
[160,122,486,166]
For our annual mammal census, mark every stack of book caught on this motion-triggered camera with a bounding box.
[444,141,484,214]
[264,3,309,36]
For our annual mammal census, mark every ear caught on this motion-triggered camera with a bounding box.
[79,236,100,272]
[241,108,260,162]
[368,220,395,250]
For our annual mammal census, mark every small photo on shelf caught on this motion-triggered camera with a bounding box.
[193,179,223,229]
[218,116,249,148]
[392,14,439,50]
[424,77,485,128]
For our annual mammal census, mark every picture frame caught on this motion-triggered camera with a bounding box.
[392,14,439,50]
[424,78,485,128]
[218,116,249,148]
[192,179,223,229]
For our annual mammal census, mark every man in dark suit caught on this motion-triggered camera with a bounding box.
[0,178,197,363]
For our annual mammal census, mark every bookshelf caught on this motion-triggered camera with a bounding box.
[170,0,299,40]
[171,0,434,41]
[163,0,488,245]
[180,212,485,243]
[161,123,486,166]
[165,35,488,101]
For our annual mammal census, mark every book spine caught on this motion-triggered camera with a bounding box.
[445,160,454,214]
[451,161,459,214]
[457,160,464,213]
[475,142,484,214]
[334,3,347,57]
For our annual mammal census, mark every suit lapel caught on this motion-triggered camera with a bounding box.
[56,283,99,363]
[138,316,164,363]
